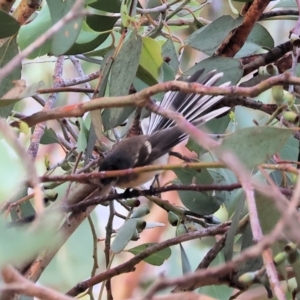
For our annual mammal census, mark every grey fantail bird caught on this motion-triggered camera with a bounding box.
[99,69,230,188]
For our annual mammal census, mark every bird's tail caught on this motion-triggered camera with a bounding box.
[143,69,230,135]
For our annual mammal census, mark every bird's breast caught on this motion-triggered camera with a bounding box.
[116,153,169,188]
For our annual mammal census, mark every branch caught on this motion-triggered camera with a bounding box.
[39,160,299,186]
[0,120,44,215]
[66,223,229,297]
[14,72,300,128]
[28,56,65,159]
[243,41,293,75]
[218,0,271,57]
[0,0,87,81]
[1,265,73,300]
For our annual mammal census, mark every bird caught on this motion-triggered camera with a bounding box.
[99,69,230,188]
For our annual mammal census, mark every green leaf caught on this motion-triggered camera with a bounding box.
[17,5,52,58]
[86,14,119,32]
[0,80,44,107]
[0,36,21,117]
[254,182,288,276]
[177,0,211,17]
[224,195,245,262]
[131,204,150,218]
[46,0,84,55]
[208,165,241,217]
[216,127,293,169]
[19,296,34,300]
[0,132,26,203]
[86,49,115,164]
[40,127,59,145]
[65,18,117,55]
[127,243,171,266]
[136,65,158,86]
[145,0,162,20]
[89,0,121,12]
[174,169,223,215]
[86,61,110,163]
[162,39,179,72]
[185,15,243,56]
[77,118,89,152]
[186,114,230,154]
[111,218,138,253]
[234,222,263,279]
[273,0,297,8]
[102,31,142,131]
[140,37,163,81]
[279,135,298,161]
[38,212,97,289]
[10,187,35,222]
[184,56,243,85]
[256,190,281,235]
[235,24,274,58]
[134,41,178,89]
[179,244,192,274]
[0,10,20,38]
[84,40,115,57]
[0,213,62,268]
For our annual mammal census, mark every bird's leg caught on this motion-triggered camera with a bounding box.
[149,174,161,197]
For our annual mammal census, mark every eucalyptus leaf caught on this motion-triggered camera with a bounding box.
[87,48,115,164]
[77,118,89,152]
[0,138,26,201]
[0,37,21,117]
[186,114,230,155]
[40,128,60,145]
[136,64,158,86]
[111,218,138,253]
[184,56,243,85]
[174,169,223,215]
[10,187,35,222]
[162,38,179,72]
[0,213,62,268]
[186,15,243,56]
[235,23,274,58]
[86,14,119,32]
[0,81,44,107]
[46,0,84,55]
[127,243,171,266]
[89,0,121,12]
[140,37,163,81]
[180,243,192,274]
[273,0,297,8]
[102,31,142,131]
[255,189,287,257]
[0,10,20,38]
[65,20,114,55]
[224,196,245,262]
[19,296,34,300]
[216,127,293,169]
[145,0,161,19]
[233,222,263,280]
[17,5,52,58]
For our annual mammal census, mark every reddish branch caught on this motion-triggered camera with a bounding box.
[218,0,272,57]
[66,223,229,297]
[12,72,300,128]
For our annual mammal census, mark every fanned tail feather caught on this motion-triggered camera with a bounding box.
[143,69,230,135]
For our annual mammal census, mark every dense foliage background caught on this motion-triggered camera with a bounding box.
[1,0,300,299]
